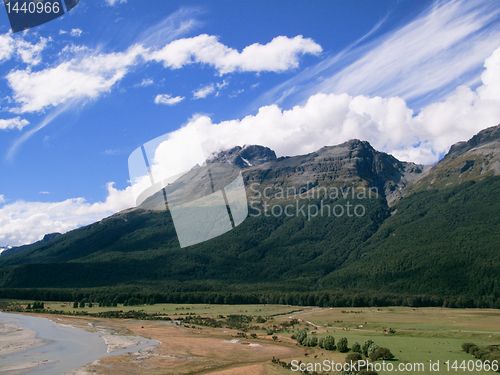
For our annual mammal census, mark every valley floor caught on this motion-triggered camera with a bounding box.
[2,304,500,374]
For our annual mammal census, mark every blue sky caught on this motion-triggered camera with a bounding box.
[1,0,500,246]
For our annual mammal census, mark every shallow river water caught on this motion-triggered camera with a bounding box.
[0,312,160,374]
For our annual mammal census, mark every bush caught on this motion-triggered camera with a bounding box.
[371,347,394,361]
[367,343,379,358]
[462,342,477,353]
[362,340,374,357]
[352,342,361,353]
[323,336,336,351]
[296,329,308,345]
[345,353,363,363]
[359,371,378,375]
[304,336,318,347]
[338,337,349,353]
[469,346,481,356]
[318,337,325,348]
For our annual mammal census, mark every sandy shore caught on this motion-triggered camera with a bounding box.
[0,322,54,374]
[0,322,49,356]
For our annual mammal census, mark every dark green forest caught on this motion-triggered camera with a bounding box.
[1,175,500,308]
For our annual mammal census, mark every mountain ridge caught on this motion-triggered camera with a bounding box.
[1,124,500,305]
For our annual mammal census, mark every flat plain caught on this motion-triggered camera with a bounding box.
[2,301,500,374]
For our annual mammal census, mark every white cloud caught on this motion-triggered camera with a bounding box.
[0,33,15,63]
[192,84,214,99]
[0,33,48,66]
[0,183,135,247]
[59,30,67,35]
[146,34,322,74]
[7,44,145,113]
[135,78,153,87]
[154,94,184,106]
[0,117,29,131]
[105,0,126,6]
[157,45,500,166]
[0,195,5,204]
[257,0,500,110]
[70,29,83,37]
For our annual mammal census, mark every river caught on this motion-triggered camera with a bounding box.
[0,312,160,374]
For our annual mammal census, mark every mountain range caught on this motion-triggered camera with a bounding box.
[1,125,500,307]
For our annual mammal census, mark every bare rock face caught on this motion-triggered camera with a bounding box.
[406,124,500,194]
[209,145,277,168]
[242,139,426,206]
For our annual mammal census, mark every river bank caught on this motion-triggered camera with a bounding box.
[0,312,160,374]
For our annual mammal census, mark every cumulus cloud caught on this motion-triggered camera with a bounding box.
[154,94,184,106]
[148,45,500,166]
[0,117,29,131]
[0,33,48,65]
[146,34,322,74]
[7,44,145,113]
[0,183,135,247]
[192,84,214,99]
[0,195,5,204]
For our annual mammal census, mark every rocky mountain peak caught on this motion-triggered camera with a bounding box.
[405,124,500,194]
[443,124,500,162]
[209,145,277,168]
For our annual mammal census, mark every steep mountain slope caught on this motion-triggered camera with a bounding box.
[1,125,500,304]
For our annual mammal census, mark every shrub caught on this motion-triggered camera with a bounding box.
[338,337,349,353]
[318,337,325,348]
[304,336,318,347]
[371,347,394,361]
[351,342,361,353]
[362,340,374,357]
[296,329,308,345]
[345,353,363,363]
[462,342,477,353]
[469,346,481,356]
[323,336,336,351]
[367,343,379,358]
[359,371,378,375]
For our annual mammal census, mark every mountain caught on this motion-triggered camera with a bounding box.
[1,125,500,307]
[0,233,62,258]
[407,125,500,194]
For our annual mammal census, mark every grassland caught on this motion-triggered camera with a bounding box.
[2,300,500,374]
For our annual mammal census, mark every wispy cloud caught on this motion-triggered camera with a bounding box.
[192,84,214,99]
[105,0,126,6]
[70,28,83,37]
[255,0,500,110]
[135,78,153,87]
[154,94,184,105]
[7,100,77,160]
